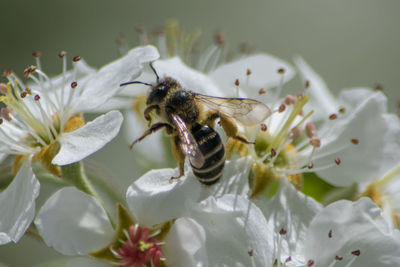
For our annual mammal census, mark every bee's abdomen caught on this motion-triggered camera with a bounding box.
[191,124,225,185]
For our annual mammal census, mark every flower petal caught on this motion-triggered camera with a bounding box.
[73,45,160,113]
[154,57,224,96]
[253,179,322,266]
[164,218,208,267]
[304,198,400,267]
[190,194,275,267]
[35,187,114,256]
[126,167,202,226]
[0,159,39,244]
[52,110,123,165]
[209,54,295,99]
[294,57,338,120]
[306,89,400,186]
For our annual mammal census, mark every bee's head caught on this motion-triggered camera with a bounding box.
[147,77,179,105]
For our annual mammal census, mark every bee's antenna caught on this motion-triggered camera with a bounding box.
[149,61,160,83]
[120,81,153,87]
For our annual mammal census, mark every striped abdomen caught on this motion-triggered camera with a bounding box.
[190,124,225,185]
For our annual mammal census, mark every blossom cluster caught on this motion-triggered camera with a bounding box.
[0,23,399,267]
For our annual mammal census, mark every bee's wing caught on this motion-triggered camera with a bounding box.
[194,93,271,125]
[170,114,205,169]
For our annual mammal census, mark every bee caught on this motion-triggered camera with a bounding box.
[121,63,271,185]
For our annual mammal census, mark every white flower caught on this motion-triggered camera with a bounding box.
[35,184,274,266]
[301,198,400,267]
[0,45,159,245]
[295,57,400,187]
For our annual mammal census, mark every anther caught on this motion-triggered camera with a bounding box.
[20,91,27,98]
[32,51,42,58]
[335,255,343,261]
[34,94,40,101]
[290,126,301,141]
[23,65,37,77]
[246,69,252,76]
[271,148,277,157]
[284,94,297,105]
[214,30,226,47]
[234,79,240,86]
[305,80,310,88]
[1,107,12,121]
[0,118,3,124]
[308,162,314,169]
[72,56,81,62]
[71,81,78,88]
[260,123,267,132]
[279,104,286,113]
[374,83,383,91]
[307,259,315,267]
[351,138,359,145]
[351,250,361,256]
[309,138,321,148]
[338,107,346,114]
[0,83,7,94]
[305,122,318,138]
[328,229,333,238]
[258,88,266,95]
[58,51,67,58]
[2,69,13,78]
[248,249,253,256]
[152,27,165,36]
[285,257,292,263]
[25,88,32,95]
[277,68,285,74]
[279,228,287,235]
[334,157,341,165]
[329,113,338,120]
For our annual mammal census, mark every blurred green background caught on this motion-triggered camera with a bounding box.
[1,0,399,266]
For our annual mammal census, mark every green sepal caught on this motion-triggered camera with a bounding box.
[322,183,359,205]
[302,172,336,202]
[90,203,135,261]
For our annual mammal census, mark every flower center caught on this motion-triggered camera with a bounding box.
[115,224,163,267]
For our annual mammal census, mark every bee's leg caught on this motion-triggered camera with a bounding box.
[129,123,171,149]
[170,135,186,181]
[144,105,160,122]
[219,115,254,144]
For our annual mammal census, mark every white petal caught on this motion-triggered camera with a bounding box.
[0,159,39,244]
[308,90,400,186]
[190,195,275,267]
[154,57,224,96]
[35,187,114,256]
[199,156,252,200]
[304,198,400,267]
[164,218,208,267]
[253,179,322,266]
[52,110,123,165]
[66,257,110,267]
[73,45,159,112]
[294,57,338,120]
[209,54,295,99]
[126,168,202,226]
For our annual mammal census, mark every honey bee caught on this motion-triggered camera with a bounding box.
[121,63,271,185]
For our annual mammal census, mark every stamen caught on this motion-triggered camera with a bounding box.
[329,113,338,120]
[305,122,318,138]
[307,259,315,267]
[260,123,267,132]
[0,83,7,94]
[72,56,81,62]
[258,88,266,95]
[328,229,333,238]
[305,80,310,88]
[334,157,341,165]
[339,107,346,114]
[284,94,297,105]
[278,104,286,113]
[350,138,359,144]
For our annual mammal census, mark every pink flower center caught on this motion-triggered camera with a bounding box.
[116,224,163,267]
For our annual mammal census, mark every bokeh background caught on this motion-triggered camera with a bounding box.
[1,0,399,266]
